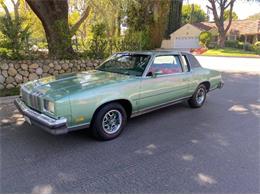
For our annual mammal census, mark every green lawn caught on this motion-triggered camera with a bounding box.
[202,47,259,57]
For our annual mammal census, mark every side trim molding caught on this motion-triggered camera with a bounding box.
[131,96,191,118]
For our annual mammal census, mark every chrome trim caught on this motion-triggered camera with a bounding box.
[131,96,191,117]
[15,98,67,129]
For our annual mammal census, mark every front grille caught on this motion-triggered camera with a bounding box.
[21,88,42,111]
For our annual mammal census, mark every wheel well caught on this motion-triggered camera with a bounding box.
[92,99,133,121]
[200,81,210,91]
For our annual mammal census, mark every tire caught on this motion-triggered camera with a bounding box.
[91,103,127,140]
[188,84,207,108]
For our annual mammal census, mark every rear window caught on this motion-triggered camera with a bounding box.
[186,54,201,68]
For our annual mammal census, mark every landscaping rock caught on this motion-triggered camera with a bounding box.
[8,68,17,76]
[36,68,43,75]
[1,63,9,70]
[6,84,14,89]
[29,73,38,81]
[29,63,39,69]
[2,70,8,78]
[0,75,5,84]
[15,74,23,83]
[6,77,15,84]
[21,64,28,70]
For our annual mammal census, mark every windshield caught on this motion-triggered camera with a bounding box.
[97,54,151,76]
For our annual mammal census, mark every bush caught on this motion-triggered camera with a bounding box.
[237,41,244,49]
[0,15,31,59]
[254,41,260,47]
[86,23,109,59]
[199,31,212,48]
[253,42,260,54]
[225,40,239,48]
[244,43,254,51]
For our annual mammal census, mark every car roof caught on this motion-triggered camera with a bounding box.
[115,50,191,56]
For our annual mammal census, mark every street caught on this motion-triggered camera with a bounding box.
[0,56,260,193]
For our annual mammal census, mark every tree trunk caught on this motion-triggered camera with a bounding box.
[165,0,183,38]
[26,0,75,58]
[218,34,225,48]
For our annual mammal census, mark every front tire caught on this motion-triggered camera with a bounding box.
[91,103,127,140]
[188,84,207,108]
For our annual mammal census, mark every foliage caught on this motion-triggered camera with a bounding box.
[0,11,31,59]
[223,10,238,20]
[86,23,109,59]
[254,41,260,47]
[199,31,212,48]
[0,87,20,97]
[182,4,208,25]
[225,40,239,48]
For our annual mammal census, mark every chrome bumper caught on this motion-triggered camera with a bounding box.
[218,80,224,89]
[14,98,68,135]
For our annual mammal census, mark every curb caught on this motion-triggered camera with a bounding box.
[195,54,260,59]
[0,95,18,104]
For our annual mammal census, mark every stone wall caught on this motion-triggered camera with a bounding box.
[0,59,102,89]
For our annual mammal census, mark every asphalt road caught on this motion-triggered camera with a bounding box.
[1,57,260,193]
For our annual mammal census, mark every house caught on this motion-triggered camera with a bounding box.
[161,19,260,49]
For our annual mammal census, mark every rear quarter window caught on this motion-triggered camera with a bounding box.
[187,54,201,68]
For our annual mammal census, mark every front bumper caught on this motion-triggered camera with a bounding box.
[14,98,69,135]
[218,80,224,89]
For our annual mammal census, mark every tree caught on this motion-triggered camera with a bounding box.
[199,31,212,48]
[165,0,183,38]
[25,0,91,58]
[182,4,208,25]
[0,0,31,58]
[224,10,238,20]
[207,0,236,48]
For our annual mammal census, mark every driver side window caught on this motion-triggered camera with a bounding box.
[148,55,183,76]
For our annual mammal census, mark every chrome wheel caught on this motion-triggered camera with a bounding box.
[102,110,122,134]
[196,88,206,105]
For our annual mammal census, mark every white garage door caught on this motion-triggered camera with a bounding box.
[174,37,200,49]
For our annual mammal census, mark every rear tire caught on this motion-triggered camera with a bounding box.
[188,84,207,108]
[91,103,127,140]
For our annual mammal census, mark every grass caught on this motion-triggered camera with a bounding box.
[202,47,259,57]
[0,87,20,97]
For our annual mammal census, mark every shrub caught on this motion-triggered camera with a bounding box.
[254,41,260,47]
[225,40,239,48]
[86,23,109,59]
[237,41,244,49]
[0,15,31,59]
[244,43,253,51]
[199,31,212,48]
[253,42,260,54]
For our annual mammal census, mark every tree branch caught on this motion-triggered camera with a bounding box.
[70,6,91,35]
[224,0,235,34]
[0,1,12,20]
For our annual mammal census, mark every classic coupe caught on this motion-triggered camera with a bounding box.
[15,51,223,140]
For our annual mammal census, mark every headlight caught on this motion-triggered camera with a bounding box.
[44,100,55,113]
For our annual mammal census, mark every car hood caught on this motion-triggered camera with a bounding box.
[22,70,131,100]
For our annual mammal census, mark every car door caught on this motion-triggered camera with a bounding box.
[137,54,191,111]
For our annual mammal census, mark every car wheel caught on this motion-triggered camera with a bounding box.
[188,84,207,108]
[91,103,127,140]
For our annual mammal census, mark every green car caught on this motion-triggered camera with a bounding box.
[15,51,224,140]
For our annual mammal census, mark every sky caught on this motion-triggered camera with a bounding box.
[184,0,260,20]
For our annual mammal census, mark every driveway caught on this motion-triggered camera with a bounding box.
[0,56,259,193]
